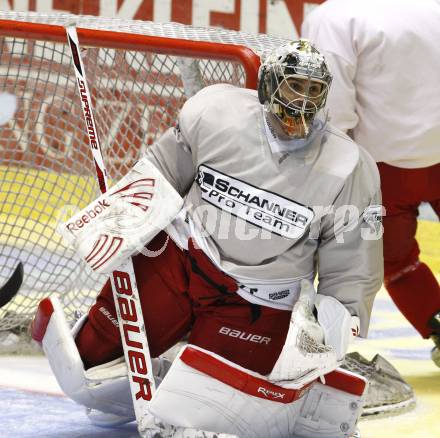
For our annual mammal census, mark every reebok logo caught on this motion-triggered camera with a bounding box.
[65,178,155,235]
[66,200,110,232]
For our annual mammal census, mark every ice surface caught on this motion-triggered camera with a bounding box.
[1,387,138,438]
[0,355,137,437]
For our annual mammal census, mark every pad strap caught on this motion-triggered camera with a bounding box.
[181,345,314,403]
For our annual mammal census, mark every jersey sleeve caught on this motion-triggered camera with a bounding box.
[143,85,229,195]
[142,90,207,197]
[143,126,195,196]
[316,148,383,337]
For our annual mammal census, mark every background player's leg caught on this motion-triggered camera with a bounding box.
[426,197,440,365]
[378,163,440,339]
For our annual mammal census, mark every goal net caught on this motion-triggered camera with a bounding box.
[0,11,288,341]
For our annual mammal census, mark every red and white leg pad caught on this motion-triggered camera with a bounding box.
[31,297,366,436]
[293,368,367,437]
[147,344,315,438]
[31,296,135,419]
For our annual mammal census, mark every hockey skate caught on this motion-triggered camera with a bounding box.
[341,352,415,417]
[428,311,440,367]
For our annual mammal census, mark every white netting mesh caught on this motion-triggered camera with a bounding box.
[297,330,333,355]
[0,12,289,338]
[0,11,288,59]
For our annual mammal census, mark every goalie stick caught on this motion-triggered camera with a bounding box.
[66,26,155,431]
[0,262,24,308]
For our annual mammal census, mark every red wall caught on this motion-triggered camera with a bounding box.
[5,0,325,37]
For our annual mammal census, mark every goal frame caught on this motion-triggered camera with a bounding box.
[0,19,261,89]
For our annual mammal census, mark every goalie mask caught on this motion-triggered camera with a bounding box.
[258,39,332,139]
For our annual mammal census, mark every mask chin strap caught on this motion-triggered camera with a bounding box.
[299,95,311,137]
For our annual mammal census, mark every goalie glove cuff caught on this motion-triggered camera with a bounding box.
[268,280,338,386]
[315,294,355,361]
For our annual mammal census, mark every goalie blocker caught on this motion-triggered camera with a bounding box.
[60,157,183,274]
[31,296,366,437]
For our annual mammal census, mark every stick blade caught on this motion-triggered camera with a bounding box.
[0,262,24,308]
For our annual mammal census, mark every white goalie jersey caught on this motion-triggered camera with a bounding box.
[144,83,383,337]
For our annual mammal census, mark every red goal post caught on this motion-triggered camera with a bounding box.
[0,19,261,87]
[0,11,288,339]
